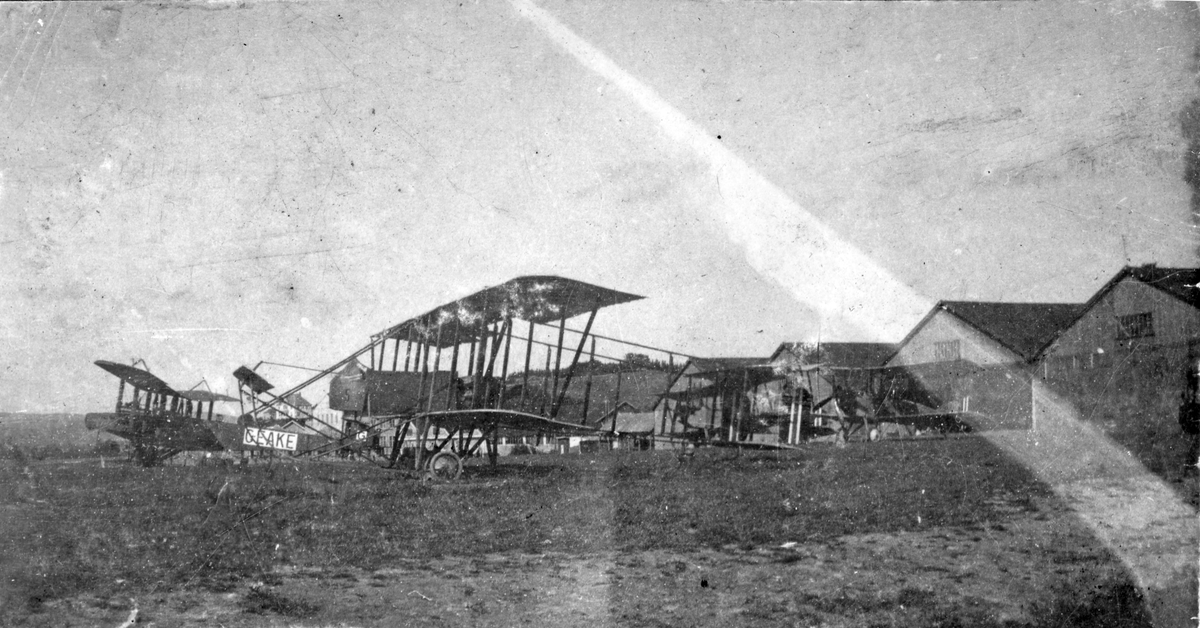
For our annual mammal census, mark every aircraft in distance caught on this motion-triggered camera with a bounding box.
[233,275,693,479]
[84,360,237,466]
[656,351,977,449]
[85,360,331,466]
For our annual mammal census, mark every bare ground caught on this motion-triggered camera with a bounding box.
[21,490,1153,628]
[5,433,1194,628]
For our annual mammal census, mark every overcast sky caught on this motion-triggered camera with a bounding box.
[1,0,1197,413]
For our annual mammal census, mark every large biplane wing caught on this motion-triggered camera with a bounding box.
[94,360,178,396]
[373,275,644,344]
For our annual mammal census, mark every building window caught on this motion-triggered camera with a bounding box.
[932,340,961,362]
[1116,312,1154,340]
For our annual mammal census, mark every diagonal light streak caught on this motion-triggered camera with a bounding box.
[986,389,1198,626]
[21,2,66,121]
[0,8,37,90]
[511,0,931,342]
[3,3,60,119]
[514,4,1197,624]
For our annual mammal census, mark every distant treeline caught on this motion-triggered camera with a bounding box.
[0,413,122,461]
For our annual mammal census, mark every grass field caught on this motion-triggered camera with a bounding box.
[0,437,1159,627]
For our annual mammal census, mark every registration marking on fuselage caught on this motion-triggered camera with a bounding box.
[242,427,297,451]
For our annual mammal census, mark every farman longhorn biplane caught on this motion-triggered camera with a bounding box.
[233,275,688,480]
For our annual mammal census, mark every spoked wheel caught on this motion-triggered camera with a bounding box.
[426,451,463,482]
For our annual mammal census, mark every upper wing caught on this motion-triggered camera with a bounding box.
[233,366,274,394]
[94,360,177,395]
[372,275,644,346]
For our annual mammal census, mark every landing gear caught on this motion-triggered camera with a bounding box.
[426,451,463,481]
[131,439,180,467]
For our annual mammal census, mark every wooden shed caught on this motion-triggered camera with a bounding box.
[885,301,1085,430]
[1035,265,1199,464]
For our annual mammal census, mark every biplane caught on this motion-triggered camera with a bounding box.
[84,360,237,466]
[797,363,974,442]
[85,360,336,466]
[231,275,690,479]
[657,352,974,448]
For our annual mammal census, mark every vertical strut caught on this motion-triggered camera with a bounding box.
[427,325,444,412]
[482,319,508,408]
[389,421,411,468]
[660,390,668,435]
[581,337,596,426]
[550,315,567,403]
[611,364,623,435]
[404,327,414,371]
[550,306,598,420]
[708,374,717,430]
[421,326,445,467]
[446,325,461,410]
[520,320,534,410]
[485,319,507,377]
[736,368,749,442]
[466,334,477,377]
[472,319,489,408]
[540,346,552,414]
[488,422,499,466]
[662,355,674,435]
[414,335,432,471]
[497,318,513,408]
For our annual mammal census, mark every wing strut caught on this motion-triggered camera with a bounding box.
[550,303,599,419]
[259,387,345,439]
[247,336,389,420]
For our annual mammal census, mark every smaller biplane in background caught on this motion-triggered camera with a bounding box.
[85,360,236,466]
[85,360,335,466]
[657,349,973,448]
[799,364,974,442]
